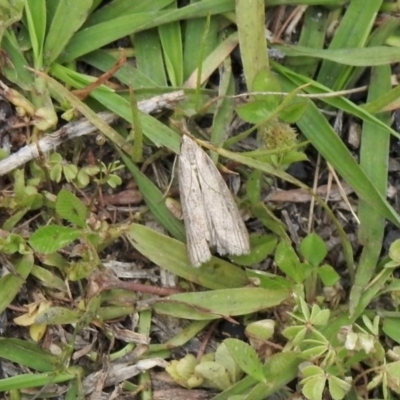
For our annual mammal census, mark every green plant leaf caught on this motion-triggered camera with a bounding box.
[2,29,34,89]
[35,306,82,325]
[31,265,66,291]
[0,366,82,391]
[246,269,293,291]
[230,234,277,266]
[276,44,400,67]
[328,375,352,400]
[251,69,282,109]
[246,169,262,204]
[0,254,33,314]
[215,342,243,384]
[224,338,265,383]
[128,223,248,289]
[121,154,185,241]
[212,351,302,400]
[0,338,59,372]
[24,0,46,67]
[300,233,327,267]
[309,307,330,326]
[152,287,289,320]
[55,189,88,227]
[236,100,272,124]
[389,239,400,263]
[29,225,81,254]
[195,361,232,391]
[274,241,304,283]
[158,1,183,86]
[318,265,340,287]
[278,98,308,123]
[44,0,93,65]
[302,375,326,400]
[58,0,237,64]
[382,318,400,344]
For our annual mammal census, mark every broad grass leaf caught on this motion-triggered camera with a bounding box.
[2,31,34,89]
[246,269,294,290]
[50,63,182,153]
[122,155,185,241]
[128,223,247,289]
[274,61,400,141]
[29,225,81,254]
[0,365,81,391]
[24,0,46,65]
[56,189,87,227]
[224,338,265,383]
[152,287,289,320]
[276,44,400,67]
[0,338,58,372]
[246,170,262,204]
[0,254,33,314]
[81,49,157,88]
[158,1,183,86]
[35,306,82,325]
[59,1,236,63]
[84,0,172,26]
[44,0,93,65]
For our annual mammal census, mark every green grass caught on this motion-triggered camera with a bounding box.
[1,1,400,399]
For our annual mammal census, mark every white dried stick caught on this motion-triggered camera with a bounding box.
[0,90,185,176]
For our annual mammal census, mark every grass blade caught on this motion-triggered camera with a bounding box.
[44,0,93,65]
[121,153,185,241]
[59,0,236,63]
[236,0,269,88]
[0,254,33,314]
[128,223,248,289]
[135,28,168,86]
[152,287,289,320]
[24,0,46,68]
[0,338,59,372]
[0,367,82,391]
[277,44,400,67]
[158,0,183,86]
[290,6,328,77]
[317,0,382,90]
[81,49,158,88]
[295,100,400,227]
[349,64,391,315]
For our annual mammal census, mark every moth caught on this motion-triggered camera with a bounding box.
[178,135,250,267]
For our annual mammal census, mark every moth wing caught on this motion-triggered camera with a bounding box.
[179,137,212,267]
[194,145,250,256]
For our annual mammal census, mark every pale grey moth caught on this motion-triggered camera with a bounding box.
[178,135,250,267]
